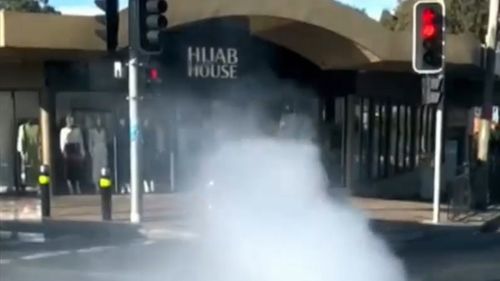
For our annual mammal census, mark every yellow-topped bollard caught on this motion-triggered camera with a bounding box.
[99,178,112,189]
[39,165,51,217]
[99,167,113,221]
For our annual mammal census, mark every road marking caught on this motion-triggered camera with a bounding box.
[0,230,13,240]
[0,231,45,243]
[17,232,45,243]
[142,240,156,245]
[76,245,115,254]
[140,228,199,240]
[0,259,11,265]
[20,250,70,260]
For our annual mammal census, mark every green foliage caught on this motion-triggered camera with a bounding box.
[0,0,59,14]
[380,0,489,42]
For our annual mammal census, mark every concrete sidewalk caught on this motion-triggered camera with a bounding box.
[1,193,498,242]
[0,194,191,223]
[352,197,500,226]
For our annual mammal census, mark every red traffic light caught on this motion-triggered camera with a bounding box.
[412,1,444,74]
[421,8,437,40]
[422,8,436,24]
[149,68,159,80]
[422,23,437,39]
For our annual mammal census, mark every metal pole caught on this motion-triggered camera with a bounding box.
[424,73,446,224]
[128,0,143,223]
[129,48,142,224]
[478,0,499,162]
[432,98,444,223]
[431,0,447,224]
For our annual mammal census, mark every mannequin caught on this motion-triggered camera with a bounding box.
[117,117,130,193]
[17,119,41,188]
[60,115,85,195]
[88,116,108,193]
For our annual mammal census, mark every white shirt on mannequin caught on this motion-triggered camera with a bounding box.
[60,127,85,156]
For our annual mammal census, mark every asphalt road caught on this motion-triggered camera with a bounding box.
[1,229,500,281]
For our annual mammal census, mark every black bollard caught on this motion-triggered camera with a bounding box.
[99,167,112,221]
[38,165,51,218]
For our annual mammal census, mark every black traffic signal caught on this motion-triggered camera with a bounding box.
[135,0,168,55]
[412,1,445,74]
[95,0,119,52]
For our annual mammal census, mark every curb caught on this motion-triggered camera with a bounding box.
[479,215,500,233]
[0,220,143,241]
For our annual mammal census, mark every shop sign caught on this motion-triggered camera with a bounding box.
[187,46,238,79]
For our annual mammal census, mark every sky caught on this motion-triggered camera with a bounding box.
[52,0,398,20]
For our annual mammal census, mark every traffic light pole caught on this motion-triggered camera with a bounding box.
[431,74,445,224]
[129,0,142,223]
[127,0,168,223]
[129,47,142,224]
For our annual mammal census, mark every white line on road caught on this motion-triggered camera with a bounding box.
[0,258,11,265]
[20,250,70,260]
[76,245,116,254]
[0,231,45,243]
[140,228,199,240]
[0,230,14,240]
[142,240,156,245]
[17,232,46,243]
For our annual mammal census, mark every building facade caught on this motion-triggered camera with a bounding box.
[0,0,496,199]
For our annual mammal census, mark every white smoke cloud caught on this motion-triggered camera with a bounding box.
[161,86,407,281]
[180,136,407,281]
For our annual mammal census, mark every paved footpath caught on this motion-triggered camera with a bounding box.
[1,192,498,243]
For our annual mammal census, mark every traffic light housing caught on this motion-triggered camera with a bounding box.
[412,1,445,74]
[95,0,119,52]
[135,0,169,55]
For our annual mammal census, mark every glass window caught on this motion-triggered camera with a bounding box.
[389,105,399,176]
[0,92,15,193]
[14,91,40,189]
[405,106,412,169]
[372,103,380,179]
[379,103,388,178]
[398,105,406,171]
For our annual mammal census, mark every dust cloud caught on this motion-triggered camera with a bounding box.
[168,82,407,281]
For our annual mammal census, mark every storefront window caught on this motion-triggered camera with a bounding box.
[405,106,412,169]
[372,103,381,179]
[0,91,40,194]
[0,92,15,193]
[389,105,399,176]
[398,105,406,171]
[56,92,122,194]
